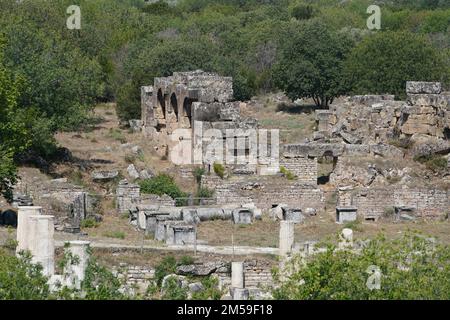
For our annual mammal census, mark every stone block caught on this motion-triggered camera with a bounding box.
[336,207,358,224]
[406,81,441,94]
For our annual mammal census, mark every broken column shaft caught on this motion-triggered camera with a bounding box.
[279,221,295,257]
[16,206,42,253]
[28,215,55,276]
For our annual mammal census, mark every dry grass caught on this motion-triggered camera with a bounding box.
[196,212,450,247]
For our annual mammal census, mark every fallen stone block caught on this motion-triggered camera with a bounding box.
[406,81,441,94]
[91,170,119,181]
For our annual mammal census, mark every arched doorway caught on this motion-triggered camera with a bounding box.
[183,98,193,128]
[317,151,337,185]
[170,93,179,122]
[157,89,166,119]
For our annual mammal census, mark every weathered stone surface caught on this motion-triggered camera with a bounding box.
[283,143,344,157]
[188,282,204,293]
[161,274,188,292]
[127,164,140,180]
[370,144,404,158]
[232,208,253,224]
[91,170,119,181]
[406,81,441,94]
[411,139,450,158]
[129,120,142,132]
[139,169,154,180]
[340,131,362,144]
[336,207,358,224]
[349,95,395,105]
[177,262,227,276]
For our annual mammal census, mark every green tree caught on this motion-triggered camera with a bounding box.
[273,21,354,107]
[0,249,50,299]
[344,31,448,98]
[273,233,450,300]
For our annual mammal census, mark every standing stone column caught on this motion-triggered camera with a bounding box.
[279,221,295,257]
[339,228,353,249]
[16,206,42,253]
[231,261,244,289]
[64,241,91,289]
[28,215,55,276]
[231,262,248,300]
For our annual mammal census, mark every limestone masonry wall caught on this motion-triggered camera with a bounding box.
[280,156,317,184]
[349,187,449,219]
[113,259,274,294]
[214,177,324,210]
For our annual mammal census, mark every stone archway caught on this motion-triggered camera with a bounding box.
[170,93,179,122]
[183,98,194,128]
[317,150,338,185]
[157,89,166,119]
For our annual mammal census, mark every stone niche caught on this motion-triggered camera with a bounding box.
[336,207,358,224]
[283,208,304,223]
[156,220,196,245]
[232,208,253,225]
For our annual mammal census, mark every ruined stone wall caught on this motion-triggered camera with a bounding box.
[314,82,449,144]
[112,264,155,293]
[116,180,140,213]
[214,176,324,210]
[113,260,273,294]
[140,194,176,207]
[280,156,317,184]
[350,187,449,219]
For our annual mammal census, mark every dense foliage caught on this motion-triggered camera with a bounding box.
[0,249,50,299]
[139,174,187,205]
[344,32,448,98]
[273,233,450,300]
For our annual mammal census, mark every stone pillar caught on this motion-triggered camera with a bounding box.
[231,262,244,289]
[16,206,42,253]
[279,221,295,257]
[64,241,91,289]
[339,228,353,249]
[28,215,55,276]
[233,288,249,300]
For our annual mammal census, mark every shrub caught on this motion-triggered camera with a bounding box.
[179,255,195,266]
[193,167,206,185]
[191,276,223,300]
[280,166,296,180]
[161,276,188,300]
[155,256,178,286]
[414,154,448,173]
[81,218,99,229]
[81,253,126,300]
[103,231,125,239]
[291,5,316,20]
[213,163,225,179]
[139,174,187,205]
[273,232,450,299]
[196,187,214,199]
